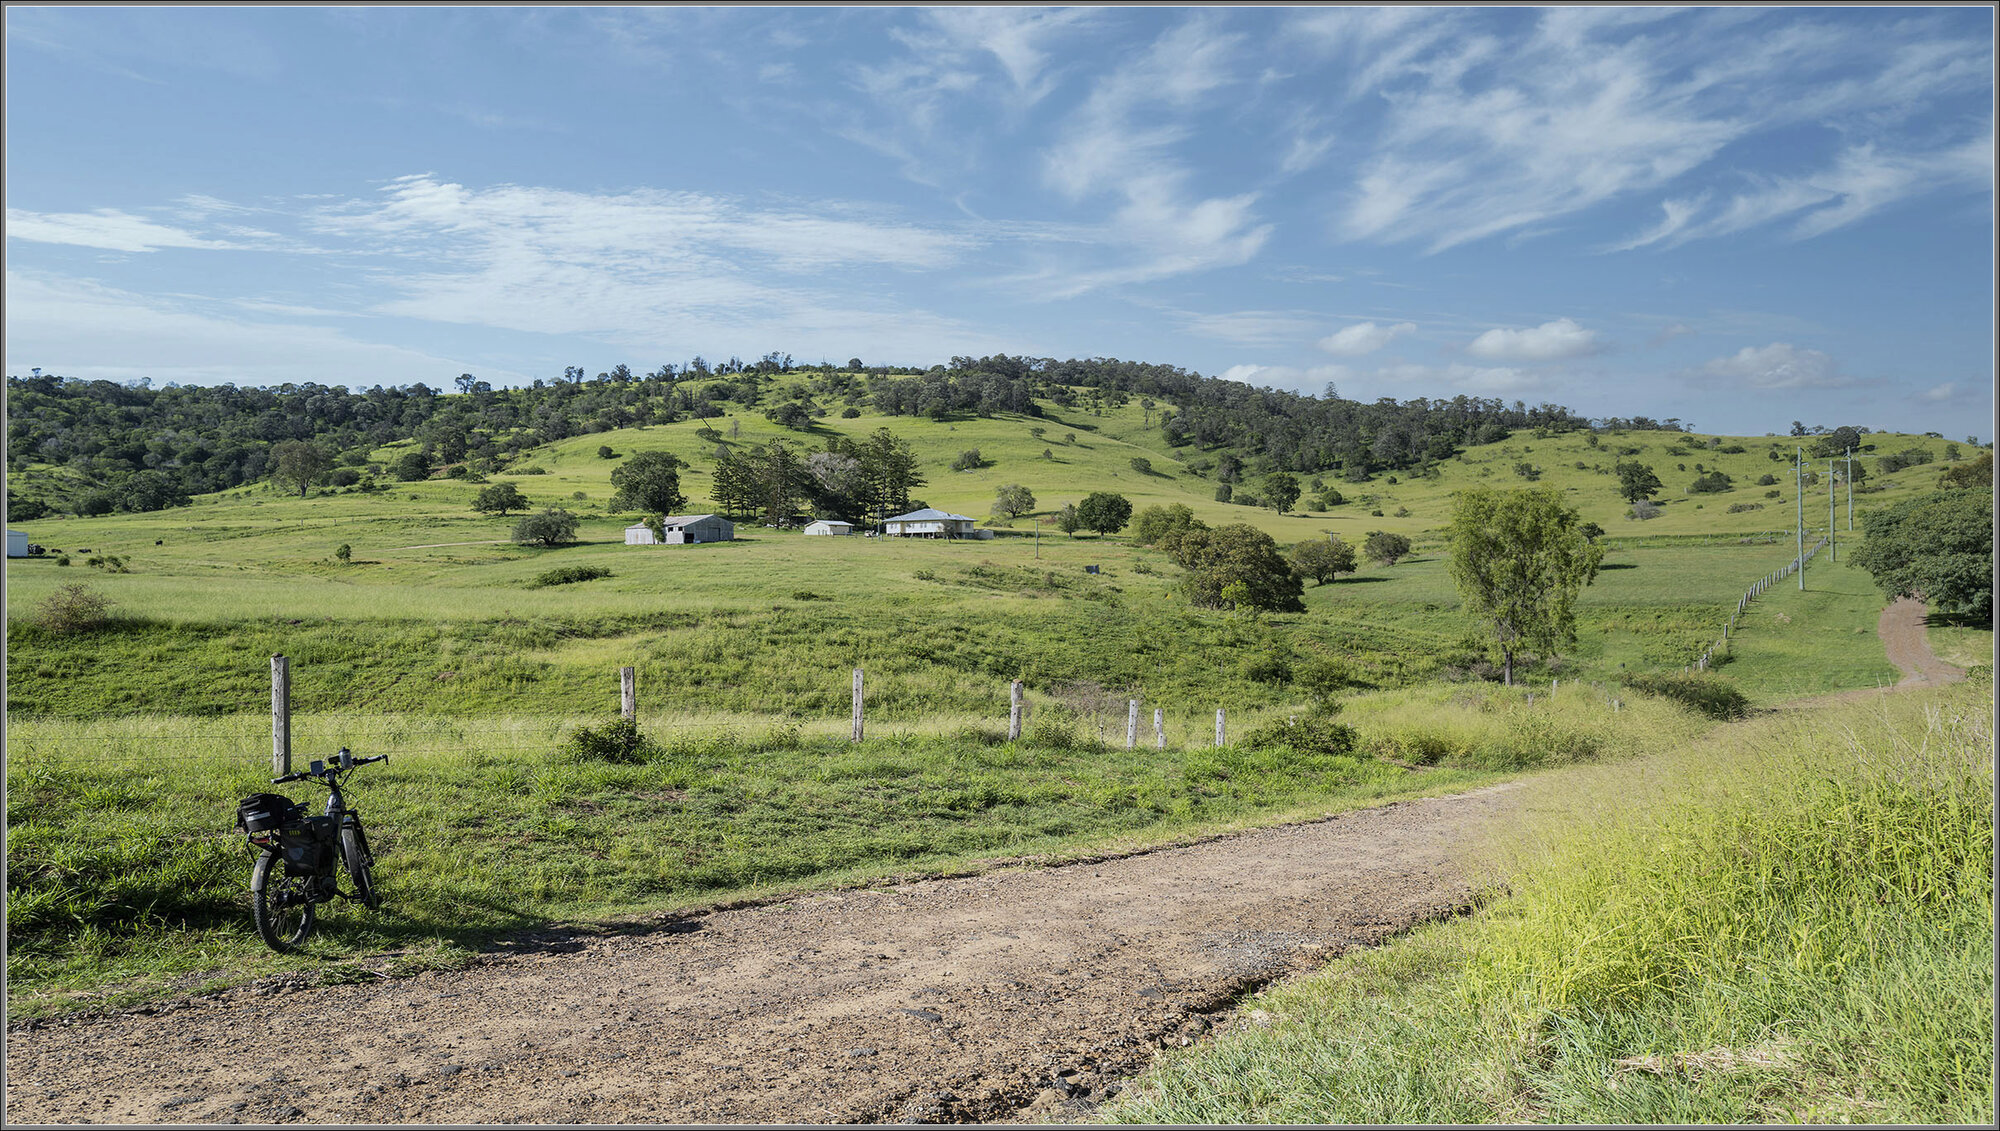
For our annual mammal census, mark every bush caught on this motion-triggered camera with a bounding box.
[1726,502,1764,513]
[951,449,983,471]
[558,717,660,764]
[1627,499,1664,520]
[1243,711,1357,757]
[1622,672,1751,720]
[38,584,114,634]
[528,564,611,588]
[1363,530,1410,565]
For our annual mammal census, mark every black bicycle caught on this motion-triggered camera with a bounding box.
[235,748,387,952]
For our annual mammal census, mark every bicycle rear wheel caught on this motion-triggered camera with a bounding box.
[251,851,317,951]
[340,825,379,911]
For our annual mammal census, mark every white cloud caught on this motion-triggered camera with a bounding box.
[1182,309,1322,346]
[1374,362,1542,395]
[1921,383,1957,402]
[4,270,493,387]
[1317,321,1416,356]
[1466,317,1600,362]
[5,208,248,253]
[1697,342,1853,390]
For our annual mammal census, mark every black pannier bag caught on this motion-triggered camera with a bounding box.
[280,815,338,874]
[236,793,303,847]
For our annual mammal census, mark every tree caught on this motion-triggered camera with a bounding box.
[1363,531,1411,566]
[1938,452,1991,490]
[1076,491,1132,537]
[1168,524,1305,612]
[1615,461,1662,502]
[1688,470,1733,493]
[1848,490,1991,621]
[1055,502,1083,537]
[991,483,1036,519]
[609,451,687,515]
[1289,537,1357,585]
[271,440,332,497]
[512,508,580,547]
[1446,486,1604,685]
[473,482,529,516]
[1132,503,1204,552]
[1261,472,1301,513]
[393,450,432,482]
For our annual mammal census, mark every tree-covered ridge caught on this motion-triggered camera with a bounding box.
[6,355,1647,518]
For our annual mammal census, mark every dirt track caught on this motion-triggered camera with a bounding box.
[5,786,1520,1126]
[3,600,1961,1126]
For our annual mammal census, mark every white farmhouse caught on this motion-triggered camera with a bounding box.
[803,519,854,536]
[881,508,985,539]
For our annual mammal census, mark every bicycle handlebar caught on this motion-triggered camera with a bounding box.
[271,751,389,785]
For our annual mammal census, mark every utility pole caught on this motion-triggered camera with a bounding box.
[1828,458,1837,561]
[1796,447,1806,590]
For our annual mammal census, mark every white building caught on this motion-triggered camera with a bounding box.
[625,514,735,545]
[624,524,658,545]
[803,520,854,536]
[881,508,983,539]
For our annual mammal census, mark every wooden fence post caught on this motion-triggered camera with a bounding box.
[271,654,291,777]
[1126,699,1139,750]
[621,666,637,721]
[1154,708,1165,750]
[851,668,864,743]
[1215,708,1226,747]
[1009,681,1024,741]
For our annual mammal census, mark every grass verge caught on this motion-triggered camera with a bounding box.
[1100,679,1994,1125]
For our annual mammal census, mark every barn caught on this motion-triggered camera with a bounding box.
[803,520,854,536]
[658,514,735,544]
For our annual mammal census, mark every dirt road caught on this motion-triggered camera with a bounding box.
[4,786,1522,1126]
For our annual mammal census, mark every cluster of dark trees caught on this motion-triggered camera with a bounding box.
[709,429,924,525]
[8,354,1649,518]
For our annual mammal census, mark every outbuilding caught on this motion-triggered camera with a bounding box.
[624,523,658,545]
[658,514,735,544]
[803,519,854,536]
[7,530,28,558]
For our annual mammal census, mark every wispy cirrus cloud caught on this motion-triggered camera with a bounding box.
[1296,7,1992,252]
[5,208,251,253]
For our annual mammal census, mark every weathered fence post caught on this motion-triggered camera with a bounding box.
[271,654,291,777]
[1154,708,1166,750]
[851,669,864,743]
[620,666,636,721]
[1126,699,1139,750]
[1008,681,1024,741]
[1215,708,1226,747]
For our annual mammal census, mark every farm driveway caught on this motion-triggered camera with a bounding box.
[5,785,1524,1126]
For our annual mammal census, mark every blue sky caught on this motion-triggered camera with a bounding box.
[5,5,1994,439]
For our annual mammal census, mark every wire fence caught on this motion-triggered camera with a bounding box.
[1681,532,1831,675]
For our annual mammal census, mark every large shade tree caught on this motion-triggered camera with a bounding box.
[1447,486,1604,685]
[1849,489,1992,622]
[610,451,687,515]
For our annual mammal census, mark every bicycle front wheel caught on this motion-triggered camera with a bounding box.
[341,825,379,910]
[251,851,317,952]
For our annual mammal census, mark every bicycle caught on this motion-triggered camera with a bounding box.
[235,747,388,952]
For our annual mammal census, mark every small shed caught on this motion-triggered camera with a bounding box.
[803,520,854,536]
[7,530,28,558]
[659,514,735,544]
[624,524,658,546]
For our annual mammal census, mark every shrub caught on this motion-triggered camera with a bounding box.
[1243,711,1357,757]
[840,407,861,419]
[951,449,983,471]
[558,717,660,764]
[1363,530,1410,565]
[1622,672,1751,720]
[1726,502,1763,513]
[335,543,352,562]
[512,465,549,475]
[1627,499,1663,520]
[38,584,114,634]
[528,564,611,588]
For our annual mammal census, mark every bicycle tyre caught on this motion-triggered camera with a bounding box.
[340,825,379,911]
[250,850,317,951]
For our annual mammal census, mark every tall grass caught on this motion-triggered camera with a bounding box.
[1103,682,1993,1125]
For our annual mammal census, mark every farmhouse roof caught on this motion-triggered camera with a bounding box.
[884,508,974,523]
